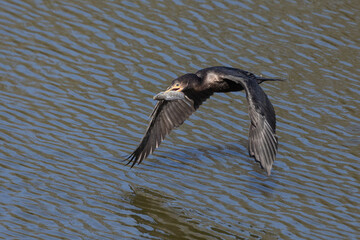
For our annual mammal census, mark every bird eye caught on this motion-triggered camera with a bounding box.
[175,83,180,86]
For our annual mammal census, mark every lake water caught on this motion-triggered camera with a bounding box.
[0,0,359,239]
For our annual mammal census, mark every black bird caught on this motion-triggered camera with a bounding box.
[127,66,282,175]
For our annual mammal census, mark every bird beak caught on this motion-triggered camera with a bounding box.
[165,84,184,92]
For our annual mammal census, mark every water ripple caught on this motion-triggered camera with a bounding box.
[0,0,359,239]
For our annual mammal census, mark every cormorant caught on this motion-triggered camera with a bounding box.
[126,66,282,175]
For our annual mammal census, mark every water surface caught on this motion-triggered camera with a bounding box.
[0,0,359,239]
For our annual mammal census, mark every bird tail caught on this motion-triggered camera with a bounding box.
[256,77,285,84]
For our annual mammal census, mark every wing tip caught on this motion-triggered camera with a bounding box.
[248,144,276,176]
[254,156,274,176]
[124,152,140,168]
[264,164,273,176]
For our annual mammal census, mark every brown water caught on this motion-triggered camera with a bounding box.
[1,0,359,239]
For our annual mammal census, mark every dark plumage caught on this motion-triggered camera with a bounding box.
[126,66,282,175]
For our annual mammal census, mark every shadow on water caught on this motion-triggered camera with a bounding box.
[125,187,219,240]
[125,186,279,240]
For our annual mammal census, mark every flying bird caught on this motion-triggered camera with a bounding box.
[126,66,282,175]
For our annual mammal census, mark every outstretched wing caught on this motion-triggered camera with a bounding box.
[126,94,209,167]
[212,68,278,175]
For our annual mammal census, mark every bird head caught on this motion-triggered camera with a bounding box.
[165,81,185,92]
[165,73,201,93]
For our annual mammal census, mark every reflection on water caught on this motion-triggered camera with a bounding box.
[0,0,359,239]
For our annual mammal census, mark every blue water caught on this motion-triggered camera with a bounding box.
[0,0,359,239]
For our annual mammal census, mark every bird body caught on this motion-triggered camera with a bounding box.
[127,66,282,175]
